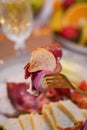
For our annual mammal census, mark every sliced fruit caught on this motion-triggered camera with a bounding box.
[62,4,87,28]
[49,9,64,32]
[60,26,79,40]
[63,0,75,8]
[79,21,87,46]
[53,0,63,11]
[29,48,56,72]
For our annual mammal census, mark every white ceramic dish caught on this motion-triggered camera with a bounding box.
[55,35,87,56]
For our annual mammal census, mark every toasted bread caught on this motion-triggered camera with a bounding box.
[49,102,74,129]
[42,104,57,130]
[58,100,85,123]
[19,114,33,130]
[30,113,51,130]
[3,118,23,130]
[29,48,56,72]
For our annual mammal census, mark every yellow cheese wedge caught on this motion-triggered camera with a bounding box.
[3,118,23,130]
[58,100,85,123]
[49,102,74,129]
[19,114,32,130]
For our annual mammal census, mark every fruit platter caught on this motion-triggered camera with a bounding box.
[49,0,87,55]
[0,43,87,130]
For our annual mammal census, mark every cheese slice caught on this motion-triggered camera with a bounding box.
[58,100,85,123]
[42,104,57,130]
[3,118,23,130]
[49,102,74,129]
[19,114,33,130]
[30,113,51,130]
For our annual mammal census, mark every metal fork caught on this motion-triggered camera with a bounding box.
[42,73,87,97]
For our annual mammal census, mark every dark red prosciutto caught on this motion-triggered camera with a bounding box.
[7,82,50,113]
[43,42,62,60]
[7,82,72,113]
[7,83,36,113]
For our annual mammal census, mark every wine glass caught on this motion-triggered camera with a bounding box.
[0,0,33,56]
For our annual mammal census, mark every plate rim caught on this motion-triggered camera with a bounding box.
[55,35,87,56]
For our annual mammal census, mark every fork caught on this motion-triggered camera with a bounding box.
[42,73,87,97]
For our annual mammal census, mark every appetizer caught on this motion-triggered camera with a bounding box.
[1,43,87,130]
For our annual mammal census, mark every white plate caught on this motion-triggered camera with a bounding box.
[0,55,30,83]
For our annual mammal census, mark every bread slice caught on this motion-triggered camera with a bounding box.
[29,48,56,72]
[58,100,85,123]
[30,113,51,130]
[3,118,23,130]
[49,102,74,129]
[18,114,33,130]
[42,104,57,130]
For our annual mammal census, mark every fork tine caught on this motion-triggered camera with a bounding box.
[46,80,72,88]
[44,73,60,77]
[45,78,63,82]
[46,84,63,88]
[43,73,87,97]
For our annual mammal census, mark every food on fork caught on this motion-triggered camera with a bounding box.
[28,48,56,72]
[24,43,62,92]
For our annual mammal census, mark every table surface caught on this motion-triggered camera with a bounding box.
[0,29,87,67]
[0,29,53,60]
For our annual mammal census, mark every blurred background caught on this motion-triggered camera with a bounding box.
[0,0,87,125]
[0,0,87,60]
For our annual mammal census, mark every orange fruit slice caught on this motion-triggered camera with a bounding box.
[53,0,63,11]
[62,3,87,28]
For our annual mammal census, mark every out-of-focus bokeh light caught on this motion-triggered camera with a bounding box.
[0,59,3,65]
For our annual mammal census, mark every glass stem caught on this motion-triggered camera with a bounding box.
[14,41,27,56]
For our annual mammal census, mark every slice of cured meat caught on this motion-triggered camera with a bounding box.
[7,82,50,113]
[43,43,62,60]
[7,83,36,113]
